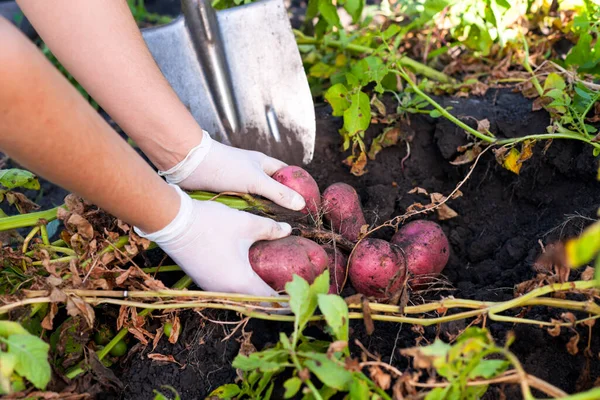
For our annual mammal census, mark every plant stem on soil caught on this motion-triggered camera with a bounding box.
[395,67,600,152]
[294,33,454,83]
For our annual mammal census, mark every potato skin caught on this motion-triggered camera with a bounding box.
[272,166,321,216]
[391,220,449,280]
[322,183,367,242]
[321,245,347,294]
[249,236,328,292]
[348,238,406,298]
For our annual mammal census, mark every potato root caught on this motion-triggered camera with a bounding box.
[321,245,347,294]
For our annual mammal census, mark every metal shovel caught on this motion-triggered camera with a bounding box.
[141,0,316,165]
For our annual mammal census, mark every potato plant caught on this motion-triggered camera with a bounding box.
[210,272,393,400]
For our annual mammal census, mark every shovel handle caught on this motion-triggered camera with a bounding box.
[181,0,240,135]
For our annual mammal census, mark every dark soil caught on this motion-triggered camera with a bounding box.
[77,89,598,399]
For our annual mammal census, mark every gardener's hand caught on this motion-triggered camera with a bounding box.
[158,130,306,212]
[134,185,289,296]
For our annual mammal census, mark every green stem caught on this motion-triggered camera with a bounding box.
[290,350,323,400]
[142,265,182,274]
[558,388,600,400]
[496,131,600,150]
[521,36,544,97]
[188,191,253,210]
[500,349,534,400]
[394,67,496,143]
[39,224,50,246]
[32,255,76,266]
[294,34,453,83]
[26,245,76,257]
[0,206,62,231]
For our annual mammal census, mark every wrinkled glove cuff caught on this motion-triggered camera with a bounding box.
[133,185,195,243]
[158,130,213,184]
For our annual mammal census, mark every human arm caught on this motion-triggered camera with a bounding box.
[16,0,306,211]
[0,17,288,296]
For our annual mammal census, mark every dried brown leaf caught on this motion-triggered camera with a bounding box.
[370,366,391,390]
[408,187,428,195]
[168,316,181,344]
[581,267,595,281]
[117,305,128,331]
[128,327,152,345]
[66,296,95,327]
[67,214,94,240]
[567,332,580,355]
[64,194,85,214]
[41,303,58,330]
[152,327,164,351]
[477,119,490,133]
[327,341,348,357]
[148,353,181,366]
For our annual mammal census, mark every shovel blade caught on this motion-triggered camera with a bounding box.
[142,0,315,165]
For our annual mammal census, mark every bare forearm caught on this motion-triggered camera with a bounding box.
[0,18,179,233]
[16,0,203,171]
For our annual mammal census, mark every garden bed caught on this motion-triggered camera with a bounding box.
[26,89,593,399]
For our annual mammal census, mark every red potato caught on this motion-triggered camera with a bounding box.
[322,183,367,242]
[272,166,321,216]
[391,220,449,283]
[321,245,347,294]
[249,236,328,292]
[348,238,406,298]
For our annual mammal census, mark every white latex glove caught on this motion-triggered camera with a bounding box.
[158,130,306,211]
[133,185,290,296]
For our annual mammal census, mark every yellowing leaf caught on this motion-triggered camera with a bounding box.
[501,148,523,175]
[565,220,600,268]
[334,53,347,67]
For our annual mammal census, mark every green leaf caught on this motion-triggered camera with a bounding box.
[309,62,337,79]
[350,57,389,92]
[0,169,40,190]
[0,321,29,337]
[2,334,51,389]
[153,385,181,400]
[311,271,330,297]
[287,275,315,334]
[306,0,319,19]
[429,109,442,118]
[324,84,350,116]
[566,32,600,72]
[382,24,401,40]
[317,294,349,342]
[468,359,509,379]
[304,353,353,390]
[284,377,302,398]
[343,90,371,134]
[0,352,17,379]
[209,384,240,399]
[425,386,449,400]
[343,0,364,23]
[318,0,341,28]
[419,339,452,359]
[345,72,361,89]
[544,72,567,92]
[349,377,370,399]
[565,221,600,268]
[232,349,287,372]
